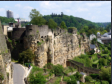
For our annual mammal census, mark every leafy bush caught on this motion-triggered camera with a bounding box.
[53,64,64,76]
[67,75,77,84]
[74,72,82,80]
[63,76,70,82]
[85,76,92,82]
[89,74,99,79]
[102,81,109,84]
[99,67,111,83]
[18,49,35,64]
[29,72,46,84]
[99,58,107,66]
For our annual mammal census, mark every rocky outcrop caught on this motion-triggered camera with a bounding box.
[24,26,90,68]
[0,21,13,84]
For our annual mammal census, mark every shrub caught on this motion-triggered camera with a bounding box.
[102,81,109,84]
[85,76,92,82]
[89,74,99,79]
[74,72,82,80]
[63,76,70,82]
[29,72,46,84]
[53,64,64,76]
[67,75,77,84]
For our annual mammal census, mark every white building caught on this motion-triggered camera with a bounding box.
[89,34,96,40]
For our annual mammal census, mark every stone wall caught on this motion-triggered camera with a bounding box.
[12,28,26,40]
[0,21,13,84]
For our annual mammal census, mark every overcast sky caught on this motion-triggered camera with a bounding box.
[0,1,111,22]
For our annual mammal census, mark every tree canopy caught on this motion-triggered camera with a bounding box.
[60,21,67,29]
[19,49,35,63]
[47,19,57,29]
[29,9,46,26]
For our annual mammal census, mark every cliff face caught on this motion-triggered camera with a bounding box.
[24,26,90,68]
[0,21,13,84]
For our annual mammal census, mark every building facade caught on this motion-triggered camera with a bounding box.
[7,10,13,18]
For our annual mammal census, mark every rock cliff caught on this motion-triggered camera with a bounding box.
[24,26,90,68]
[0,21,13,84]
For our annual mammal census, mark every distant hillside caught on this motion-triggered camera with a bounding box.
[95,22,111,28]
[43,15,110,31]
[0,16,16,25]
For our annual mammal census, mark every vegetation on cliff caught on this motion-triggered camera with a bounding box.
[18,49,35,64]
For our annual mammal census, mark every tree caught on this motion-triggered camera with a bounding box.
[67,75,77,84]
[60,21,67,29]
[19,49,35,64]
[99,58,107,66]
[47,19,57,29]
[91,38,97,44]
[53,64,64,76]
[29,9,46,26]
[99,67,111,83]
[85,76,92,82]
[29,72,46,84]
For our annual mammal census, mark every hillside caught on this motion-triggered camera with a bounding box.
[95,22,111,28]
[43,15,110,30]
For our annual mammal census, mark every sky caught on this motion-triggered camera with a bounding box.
[0,1,111,22]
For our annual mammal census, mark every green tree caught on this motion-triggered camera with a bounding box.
[67,75,77,84]
[99,58,107,66]
[99,67,111,83]
[19,49,35,64]
[47,19,57,29]
[29,9,46,26]
[91,38,97,44]
[29,72,46,84]
[60,21,67,29]
[53,64,64,76]
[85,76,92,82]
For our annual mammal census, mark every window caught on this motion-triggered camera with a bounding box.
[41,36,43,38]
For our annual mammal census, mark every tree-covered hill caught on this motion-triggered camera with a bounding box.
[43,15,100,31]
[95,22,111,28]
[43,15,111,30]
[0,16,16,25]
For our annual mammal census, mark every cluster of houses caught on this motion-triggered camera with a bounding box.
[89,30,111,54]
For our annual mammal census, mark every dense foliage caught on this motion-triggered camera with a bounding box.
[60,21,67,29]
[0,16,16,25]
[99,67,111,83]
[43,15,99,30]
[29,72,46,84]
[95,22,111,28]
[19,49,35,64]
[105,23,111,32]
[47,19,57,29]
[29,9,46,26]
[53,64,64,76]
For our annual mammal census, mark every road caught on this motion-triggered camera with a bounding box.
[12,62,25,84]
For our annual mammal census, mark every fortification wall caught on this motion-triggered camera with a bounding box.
[12,28,26,40]
[26,25,52,38]
[0,21,12,84]
[37,25,49,37]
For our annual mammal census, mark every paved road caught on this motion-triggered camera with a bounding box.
[12,62,25,84]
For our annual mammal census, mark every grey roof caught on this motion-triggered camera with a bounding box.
[90,44,96,49]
